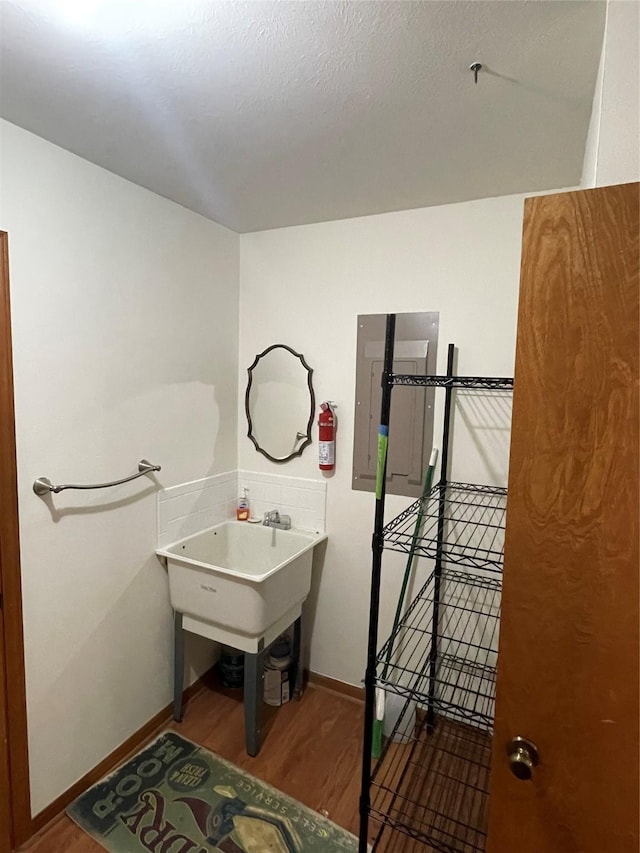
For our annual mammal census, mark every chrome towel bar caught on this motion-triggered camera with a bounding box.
[33,459,161,496]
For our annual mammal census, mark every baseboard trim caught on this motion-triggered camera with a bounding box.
[305,670,364,702]
[30,668,215,836]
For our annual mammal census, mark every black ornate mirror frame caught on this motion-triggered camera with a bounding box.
[245,344,315,463]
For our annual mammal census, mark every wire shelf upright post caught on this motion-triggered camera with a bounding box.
[428,342,455,733]
[359,313,396,850]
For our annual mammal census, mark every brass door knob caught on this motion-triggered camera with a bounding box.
[507,737,539,781]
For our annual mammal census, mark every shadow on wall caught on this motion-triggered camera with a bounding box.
[452,392,513,485]
[301,538,328,674]
[202,380,237,481]
[34,482,160,523]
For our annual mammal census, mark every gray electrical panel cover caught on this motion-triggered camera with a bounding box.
[352,312,439,497]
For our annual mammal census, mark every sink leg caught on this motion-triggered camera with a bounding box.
[244,645,265,757]
[292,614,304,700]
[173,611,185,722]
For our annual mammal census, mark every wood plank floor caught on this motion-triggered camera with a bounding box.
[21,678,365,852]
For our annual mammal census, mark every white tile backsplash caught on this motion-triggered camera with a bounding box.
[157,471,237,547]
[157,470,327,545]
[280,484,324,511]
[158,471,235,500]
[238,469,326,534]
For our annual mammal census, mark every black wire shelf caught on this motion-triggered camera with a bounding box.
[375,568,501,731]
[383,482,507,573]
[391,374,513,390]
[359,330,510,853]
[369,711,491,853]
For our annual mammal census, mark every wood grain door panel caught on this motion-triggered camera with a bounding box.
[0,597,12,853]
[488,183,639,852]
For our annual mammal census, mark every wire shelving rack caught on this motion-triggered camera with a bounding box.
[358,314,513,853]
[382,483,507,573]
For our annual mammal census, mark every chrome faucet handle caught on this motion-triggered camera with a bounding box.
[263,510,291,530]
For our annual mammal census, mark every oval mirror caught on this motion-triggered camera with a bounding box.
[245,344,315,463]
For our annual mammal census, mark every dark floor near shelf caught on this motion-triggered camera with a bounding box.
[370,718,491,853]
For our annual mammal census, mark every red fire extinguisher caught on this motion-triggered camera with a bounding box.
[318,402,336,471]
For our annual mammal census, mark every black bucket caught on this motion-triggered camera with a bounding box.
[220,647,244,688]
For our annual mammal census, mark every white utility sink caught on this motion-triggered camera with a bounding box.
[156,521,327,652]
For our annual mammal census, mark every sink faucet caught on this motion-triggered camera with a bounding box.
[263,509,291,530]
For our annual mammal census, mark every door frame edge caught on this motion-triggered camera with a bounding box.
[0,231,32,847]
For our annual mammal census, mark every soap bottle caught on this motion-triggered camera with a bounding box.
[236,488,249,521]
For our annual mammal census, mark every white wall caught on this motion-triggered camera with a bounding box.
[0,120,240,814]
[239,193,528,688]
[582,0,640,187]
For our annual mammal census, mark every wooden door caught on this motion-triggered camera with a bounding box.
[488,183,639,852]
[1,587,12,853]
[0,235,13,853]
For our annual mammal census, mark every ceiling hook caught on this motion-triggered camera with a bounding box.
[469,62,482,85]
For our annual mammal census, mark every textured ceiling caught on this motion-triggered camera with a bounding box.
[0,1,606,232]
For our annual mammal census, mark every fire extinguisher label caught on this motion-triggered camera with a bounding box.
[319,441,335,465]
